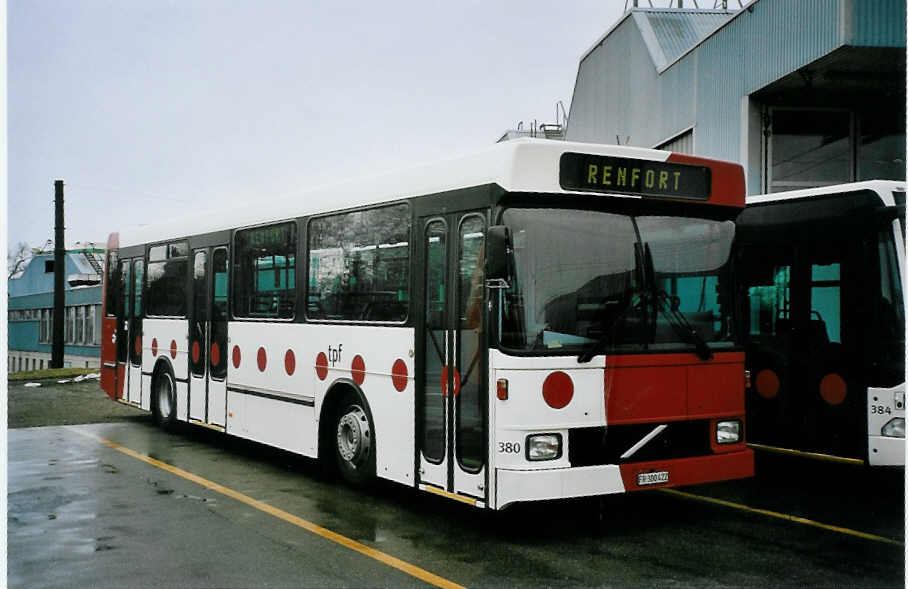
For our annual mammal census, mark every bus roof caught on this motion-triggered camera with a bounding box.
[746,180,905,208]
[118,138,743,248]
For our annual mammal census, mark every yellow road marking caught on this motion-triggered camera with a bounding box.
[69,428,464,589]
[746,442,865,466]
[658,488,903,546]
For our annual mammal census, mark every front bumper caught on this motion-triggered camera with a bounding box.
[495,449,754,509]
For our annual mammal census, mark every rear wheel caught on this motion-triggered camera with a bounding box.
[333,395,375,485]
[153,368,177,429]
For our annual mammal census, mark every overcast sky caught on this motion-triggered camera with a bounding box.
[8,1,629,252]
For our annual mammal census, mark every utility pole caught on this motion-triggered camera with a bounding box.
[51,180,65,368]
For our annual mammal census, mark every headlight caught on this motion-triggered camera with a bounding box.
[716,420,741,444]
[881,417,905,438]
[526,433,562,461]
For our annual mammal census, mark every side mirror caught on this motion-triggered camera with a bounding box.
[485,225,511,286]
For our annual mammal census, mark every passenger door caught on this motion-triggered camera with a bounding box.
[417,212,487,501]
[127,259,144,404]
[115,260,131,401]
[188,247,229,427]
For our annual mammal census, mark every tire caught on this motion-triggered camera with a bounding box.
[333,393,375,485]
[152,367,177,429]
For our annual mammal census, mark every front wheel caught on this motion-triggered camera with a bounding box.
[333,396,375,485]
[153,368,177,429]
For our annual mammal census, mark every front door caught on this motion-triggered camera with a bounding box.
[115,260,131,400]
[417,212,487,501]
[188,247,229,426]
[126,259,144,404]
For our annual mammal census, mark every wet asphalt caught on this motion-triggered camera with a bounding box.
[8,415,905,587]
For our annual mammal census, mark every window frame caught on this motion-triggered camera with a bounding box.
[231,220,298,322]
[145,240,189,318]
[305,201,412,325]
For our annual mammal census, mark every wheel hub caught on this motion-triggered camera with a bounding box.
[336,406,370,465]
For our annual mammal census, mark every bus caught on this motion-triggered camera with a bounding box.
[100,139,753,509]
[735,181,905,466]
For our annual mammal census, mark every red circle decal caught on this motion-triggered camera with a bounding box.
[755,369,780,399]
[135,337,142,357]
[232,345,241,369]
[391,359,408,392]
[542,371,574,409]
[351,355,366,385]
[285,350,296,376]
[170,340,178,359]
[315,352,329,380]
[820,373,847,405]
[257,347,267,372]
[191,341,201,363]
[441,366,460,397]
[211,342,221,367]
[151,338,158,357]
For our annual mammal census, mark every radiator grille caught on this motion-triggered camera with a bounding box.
[569,421,713,466]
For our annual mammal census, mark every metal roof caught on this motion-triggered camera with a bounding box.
[633,9,736,72]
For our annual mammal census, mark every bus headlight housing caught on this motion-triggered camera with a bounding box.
[526,434,562,461]
[716,420,742,444]
[881,417,905,438]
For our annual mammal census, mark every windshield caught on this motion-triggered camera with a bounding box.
[499,208,736,354]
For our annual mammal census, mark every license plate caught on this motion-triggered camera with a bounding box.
[637,471,669,486]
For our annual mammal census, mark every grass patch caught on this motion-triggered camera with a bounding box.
[8,367,98,382]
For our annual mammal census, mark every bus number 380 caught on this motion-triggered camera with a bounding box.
[498,442,521,454]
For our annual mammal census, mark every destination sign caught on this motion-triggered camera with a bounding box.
[559,152,711,200]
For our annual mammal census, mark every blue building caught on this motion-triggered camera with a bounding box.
[7,244,105,372]
[566,0,906,194]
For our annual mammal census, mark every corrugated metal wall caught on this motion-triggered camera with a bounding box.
[567,15,698,148]
[739,0,845,95]
[851,0,906,47]
[566,0,903,183]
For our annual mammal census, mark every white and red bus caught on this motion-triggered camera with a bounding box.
[736,181,905,466]
[100,139,753,508]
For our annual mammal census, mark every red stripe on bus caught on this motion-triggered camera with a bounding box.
[666,153,745,208]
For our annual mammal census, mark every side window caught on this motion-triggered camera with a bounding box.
[75,306,84,344]
[809,263,840,344]
[213,248,229,322]
[133,260,144,318]
[105,250,119,317]
[234,223,296,319]
[120,261,131,321]
[147,241,188,317]
[746,262,792,338]
[307,204,410,322]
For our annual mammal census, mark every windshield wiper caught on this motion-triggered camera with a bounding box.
[576,291,639,363]
[643,244,713,361]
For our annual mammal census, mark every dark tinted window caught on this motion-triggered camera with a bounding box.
[234,222,296,319]
[105,250,119,317]
[308,204,409,322]
[147,241,188,317]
